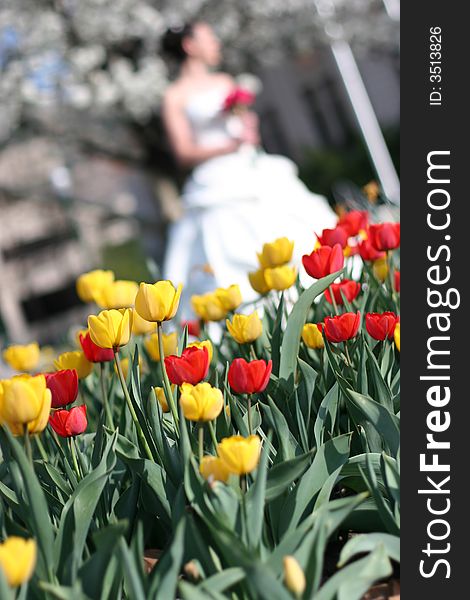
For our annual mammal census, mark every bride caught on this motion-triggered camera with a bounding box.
[161,21,337,317]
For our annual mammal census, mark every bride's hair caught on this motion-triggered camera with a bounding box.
[161,22,196,62]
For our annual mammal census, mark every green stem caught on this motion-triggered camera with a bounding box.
[100,362,114,430]
[198,424,204,463]
[69,438,81,480]
[386,251,398,309]
[247,394,253,435]
[208,421,219,453]
[249,344,258,361]
[114,351,154,461]
[35,436,48,462]
[328,285,339,315]
[157,322,180,434]
[23,427,32,464]
[344,342,353,368]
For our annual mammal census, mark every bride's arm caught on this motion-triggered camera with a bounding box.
[162,92,241,168]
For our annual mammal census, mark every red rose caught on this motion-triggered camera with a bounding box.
[80,332,114,363]
[338,210,369,237]
[223,87,255,112]
[316,226,349,249]
[323,312,361,343]
[358,239,386,261]
[394,270,400,293]
[164,346,209,386]
[49,405,87,437]
[365,312,399,341]
[324,279,361,306]
[45,369,78,408]
[302,244,344,279]
[368,222,400,251]
[228,358,272,395]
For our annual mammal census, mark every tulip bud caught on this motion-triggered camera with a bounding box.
[135,281,182,323]
[368,222,400,251]
[45,369,78,408]
[324,279,360,306]
[283,556,306,597]
[79,332,114,363]
[144,332,178,362]
[226,313,262,344]
[338,210,369,237]
[55,350,93,379]
[317,226,349,249]
[76,270,114,303]
[187,340,214,363]
[153,386,175,413]
[93,280,139,309]
[248,269,271,295]
[323,312,361,343]
[214,285,242,312]
[199,455,230,483]
[131,309,157,336]
[228,358,272,395]
[191,293,227,321]
[264,265,297,291]
[180,382,223,422]
[165,346,209,386]
[394,322,400,352]
[88,308,133,350]
[217,435,261,475]
[2,343,40,373]
[49,405,87,437]
[372,257,389,282]
[0,537,37,587]
[301,324,324,350]
[365,312,399,341]
[302,244,344,279]
[0,375,52,435]
[256,237,294,268]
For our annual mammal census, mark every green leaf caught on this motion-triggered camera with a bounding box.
[338,533,400,566]
[118,538,146,600]
[148,518,186,599]
[314,383,339,447]
[245,434,270,549]
[198,567,245,594]
[265,451,314,502]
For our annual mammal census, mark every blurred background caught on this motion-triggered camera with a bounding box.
[0,0,399,346]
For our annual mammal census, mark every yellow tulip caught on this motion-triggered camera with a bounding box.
[54,350,93,379]
[394,322,400,352]
[131,309,157,336]
[257,237,294,268]
[88,308,133,350]
[214,285,242,312]
[2,343,40,373]
[217,435,261,475]
[0,375,51,435]
[76,269,114,303]
[0,537,37,587]
[144,332,178,362]
[153,386,175,413]
[93,280,138,309]
[372,257,389,282]
[301,323,324,350]
[226,312,262,344]
[248,269,270,295]
[199,455,230,483]
[191,293,227,322]
[134,281,182,323]
[283,556,306,597]
[188,340,214,363]
[75,329,88,348]
[179,382,223,422]
[264,265,297,291]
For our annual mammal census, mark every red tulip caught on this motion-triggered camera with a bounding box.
[228,358,272,395]
[80,332,114,363]
[49,405,87,437]
[324,279,360,306]
[316,226,349,249]
[45,369,78,408]
[302,244,344,279]
[164,346,209,385]
[368,222,400,251]
[358,239,386,261]
[394,270,400,293]
[323,312,361,343]
[181,320,201,338]
[365,312,399,340]
[338,210,369,237]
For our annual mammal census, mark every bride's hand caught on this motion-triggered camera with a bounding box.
[239,111,260,145]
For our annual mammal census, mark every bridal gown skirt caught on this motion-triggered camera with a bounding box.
[163,147,338,319]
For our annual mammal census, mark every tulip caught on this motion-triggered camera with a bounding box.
[181,320,201,338]
[0,537,37,587]
[248,269,270,295]
[324,279,360,306]
[45,369,78,408]
[0,375,51,435]
[366,312,399,341]
[144,332,178,362]
[394,270,401,292]
[214,285,242,312]
[93,280,139,309]
[188,340,214,363]
[191,293,227,321]
[79,332,114,363]
[372,257,389,282]
[226,312,262,344]
[283,556,306,597]
[88,308,133,350]
[302,244,344,279]
[54,350,93,379]
[135,280,182,323]
[301,323,324,350]
[256,237,294,268]
[264,265,297,291]
[358,239,386,262]
[49,405,87,437]
[394,322,400,351]
[322,312,361,343]
[131,309,157,335]
[200,455,230,483]
[76,269,114,303]
[217,435,261,475]
[368,222,400,251]
[2,343,40,373]
[338,210,369,237]
[179,382,223,422]
[228,358,272,395]
[153,385,175,413]
[316,226,349,249]
[165,346,209,386]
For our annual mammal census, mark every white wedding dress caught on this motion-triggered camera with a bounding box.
[163,87,337,318]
